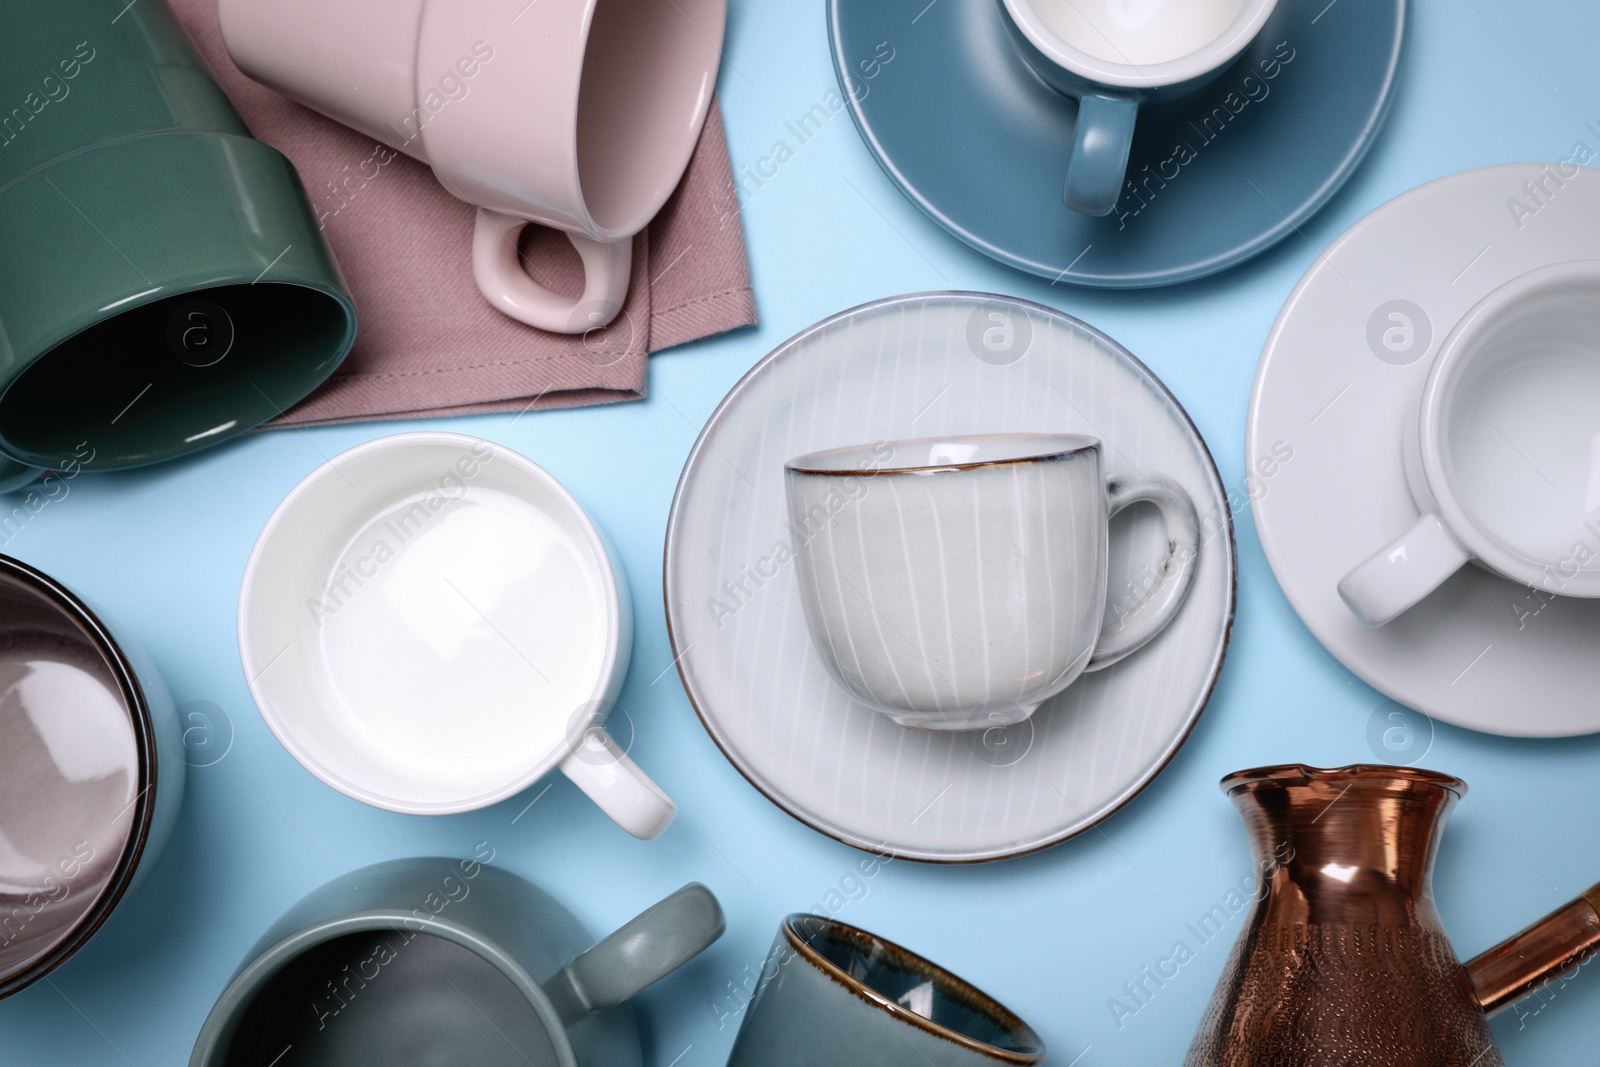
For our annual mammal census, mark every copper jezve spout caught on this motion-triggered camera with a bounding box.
[1185,765,1600,1066]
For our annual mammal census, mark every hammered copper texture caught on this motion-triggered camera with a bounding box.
[1185,922,1501,1066]
[1184,765,1504,1067]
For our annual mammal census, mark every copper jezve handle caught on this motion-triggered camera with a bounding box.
[1467,883,1600,1015]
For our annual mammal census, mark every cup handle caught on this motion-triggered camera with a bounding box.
[559,726,676,840]
[471,208,631,334]
[1336,511,1472,627]
[1087,474,1200,671]
[1065,90,1139,217]
[541,883,726,1027]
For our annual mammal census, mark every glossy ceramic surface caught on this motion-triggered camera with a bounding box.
[238,432,675,836]
[0,556,183,999]
[189,857,725,1067]
[219,0,725,333]
[664,293,1235,862]
[1248,164,1600,736]
[0,0,356,479]
[999,0,1278,216]
[828,0,1405,286]
[1338,261,1600,626]
[727,914,1044,1067]
[785,434,1199,730]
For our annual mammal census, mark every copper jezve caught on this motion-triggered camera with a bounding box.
[1186,764,1600,1066]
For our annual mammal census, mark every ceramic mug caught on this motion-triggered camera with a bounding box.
[785,434,1200,731]
[0,555,185,999]
[1339,261,1600,626]
[998,0,1278,216]
[189,858,725,1066]
[238,432,675,838]
[727,914,1045,1067]
[0,0,356,492]
[219,0,726,334]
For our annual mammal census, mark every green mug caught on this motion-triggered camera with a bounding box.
[189,858,726,1067]
[0,0,356,491]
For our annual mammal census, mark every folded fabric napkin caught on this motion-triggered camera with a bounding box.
[171,0,757,425]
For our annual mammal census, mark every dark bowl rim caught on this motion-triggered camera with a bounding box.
[0,553,158,999]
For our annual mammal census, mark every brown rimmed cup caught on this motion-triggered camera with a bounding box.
[727,913,1044,1066]
[785,433,1201,730]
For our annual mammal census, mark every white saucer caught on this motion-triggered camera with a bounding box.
[665,293,1236,862]
[1249,164,1600,737]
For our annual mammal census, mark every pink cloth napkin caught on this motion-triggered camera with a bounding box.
[171,0,757,425]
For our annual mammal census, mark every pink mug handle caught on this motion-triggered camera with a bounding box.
[471,208,631,334]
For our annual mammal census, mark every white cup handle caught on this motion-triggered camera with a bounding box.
[559,726,676,840]
[1087,474,1201,671]
[1337,512,1472,627]
[471,208,631,334]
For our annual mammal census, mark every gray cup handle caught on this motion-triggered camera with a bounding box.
[1085,474,1200,672]
[542,883,726,1025]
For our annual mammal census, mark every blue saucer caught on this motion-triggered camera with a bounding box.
[829,0,1406,288]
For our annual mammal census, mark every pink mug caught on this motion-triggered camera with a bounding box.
[219,0,725,333]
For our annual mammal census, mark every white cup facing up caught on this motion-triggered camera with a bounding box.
[784,435,1201,731]
[238,432,675,838]
[219,0,726,334]
[1339,261,1600,627]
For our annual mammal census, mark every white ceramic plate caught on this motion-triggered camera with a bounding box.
[1249,164,1600,737]
[238,432,644,817]
[665,293,1236,862]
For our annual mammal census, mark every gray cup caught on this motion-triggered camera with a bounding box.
[727,914,1044,1067]
[189,858,724,1067]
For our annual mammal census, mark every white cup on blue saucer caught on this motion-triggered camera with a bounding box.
[998,0,1278,216]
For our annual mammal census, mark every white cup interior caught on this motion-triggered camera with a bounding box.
[576,0,724,235]
[239,435,619,814]
[1011,0,1274,77]
[1438,267,1600,570]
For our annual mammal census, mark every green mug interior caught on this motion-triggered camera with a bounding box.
[0,0,357,478]
[0,283,349,471]
[220,928,560,1066]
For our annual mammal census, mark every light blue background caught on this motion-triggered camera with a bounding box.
[5,0,1600,1063]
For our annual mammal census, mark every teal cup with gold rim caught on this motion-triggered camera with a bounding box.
[727,915,1046,1067]
[0,0,356,491]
